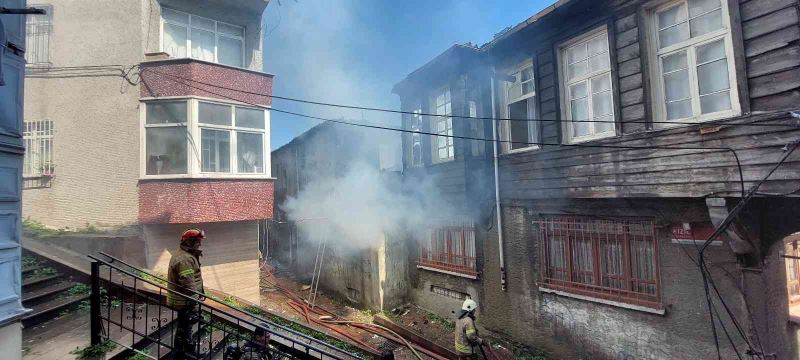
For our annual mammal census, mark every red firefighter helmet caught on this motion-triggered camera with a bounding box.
[180,228,206,242]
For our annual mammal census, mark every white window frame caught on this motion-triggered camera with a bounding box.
[22,119,54,177]
[502,59,539,154]
[159,7,246,68]
[25,4,53,66]
[645,0,740,127]
[557,26,617,144]
[431,87,454,163]
[409,106,423,167]
[140,96,271,179]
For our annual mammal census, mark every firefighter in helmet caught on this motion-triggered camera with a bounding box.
[455,298,484,359]
[168,228,206,359]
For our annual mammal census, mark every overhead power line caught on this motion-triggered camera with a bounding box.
[139,67,796,128]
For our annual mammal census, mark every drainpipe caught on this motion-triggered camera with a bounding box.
[490,67,507,291]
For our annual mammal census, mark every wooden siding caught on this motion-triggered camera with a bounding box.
[499,112,800,199]
[743,0,800,111]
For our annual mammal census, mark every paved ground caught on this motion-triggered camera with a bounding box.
[22,309,93,360]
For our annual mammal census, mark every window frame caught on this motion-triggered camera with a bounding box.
[645,0,741,127]
[430,87,454,164]
[24,4,53,66]
[502,59,539,154]
[140,96,270,179]
[557,26,617,144]
[22,119,54,178]
[417,222,478,279]
[159,7,246,68]
[535,215,664,313]
[409,106,423,167]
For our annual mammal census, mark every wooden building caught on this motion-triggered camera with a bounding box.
[393,0,800,358]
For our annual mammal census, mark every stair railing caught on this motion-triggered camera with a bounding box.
[89,253,364,360]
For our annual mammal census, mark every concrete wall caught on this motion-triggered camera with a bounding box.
[0,322,22,360]
[143,220,261,303]
[22,0,145,228]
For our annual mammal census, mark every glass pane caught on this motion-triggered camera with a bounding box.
[191,16,215,31]
[163,23,187,58]
[522,82,534,95]
[199,102,232,125]
[570,82,587,100]
[191,29,215,61]
[689,0,721,17]
[508,82,522,100]
[666,99,692,120]
[664,69,690,101]
[588,35,608,55]
[592,91,613,117]
[690,9,723,37]
[567,44,588,63]
[146,127,187,175]
[589,54,610,72]
[509,100,532,150]
[700,91,732,114]
[591,74,612,93]
[235,107,264,129]
[521,67,534,82]
[201,129,230,172]
[571,98,590,137]
[218,22,244,37]
[218,36,244,67]
[162,8,189,24]
[698,59,730,95]
[568,61,588,81]
[662,51,688,73]
[658,4,687,29]
[594,115,615,134]
[147,101,187,124]
[238,132,264,173]
[659,23,690,48]
[697,39,726,63]
[438,148,448,160]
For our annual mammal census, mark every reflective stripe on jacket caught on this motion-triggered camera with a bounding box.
[167,247,203,309]
[455,316,479,354]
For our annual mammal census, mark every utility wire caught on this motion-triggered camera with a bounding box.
[139,67,797,128]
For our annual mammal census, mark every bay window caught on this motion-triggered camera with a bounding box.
[161,7,245,68]
[649,0,739,124]
[432,89,454,163]
[143,99,269,177]
[559,28,616,143]
[503,61,538,152]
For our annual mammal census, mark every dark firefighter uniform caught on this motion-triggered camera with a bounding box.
[169,228,206,360]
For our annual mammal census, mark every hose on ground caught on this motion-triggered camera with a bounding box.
[318,317,424,360]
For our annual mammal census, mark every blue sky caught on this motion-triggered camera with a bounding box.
[262,0,553,149]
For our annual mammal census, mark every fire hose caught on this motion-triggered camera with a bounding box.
[318,316,423,360]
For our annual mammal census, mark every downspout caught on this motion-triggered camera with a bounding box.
[490,67,507,291]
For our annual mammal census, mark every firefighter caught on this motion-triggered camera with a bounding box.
[168,228,206,360]
[455,298,484,359]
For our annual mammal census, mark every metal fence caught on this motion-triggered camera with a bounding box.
[89,253,362,360]
[534,216,662,309]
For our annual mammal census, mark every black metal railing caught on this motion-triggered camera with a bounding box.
[89,253,364,360]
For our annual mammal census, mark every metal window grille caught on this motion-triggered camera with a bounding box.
[25,4,52,65]
[430,285,469,300]
[418,221,478,277]
[535,216,662,308]
[23,120,54,177]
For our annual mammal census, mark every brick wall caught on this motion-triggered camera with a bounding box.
[139,59,273,107]
[139,179,274,224]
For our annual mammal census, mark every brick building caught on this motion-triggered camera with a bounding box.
[21,0,274,302]
[394,0,800,358]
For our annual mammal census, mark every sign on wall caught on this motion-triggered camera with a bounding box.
[670,222,723,246]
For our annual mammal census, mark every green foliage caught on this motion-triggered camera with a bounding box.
[137,271,167,286]
[22,255,41,268]
[77,299,91,310]
[126,350,150,360]
[23,217,105,238]
[31,266,57,278]
[425,311,455,331]
[70,340,116,360]
[67,283,91,296]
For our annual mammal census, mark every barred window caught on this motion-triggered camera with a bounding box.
[23,120,54,177]
[535,216,662,309]
[418,222,477,278]
[25,4,52,65]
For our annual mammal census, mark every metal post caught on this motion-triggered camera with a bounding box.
[90,261,102,346]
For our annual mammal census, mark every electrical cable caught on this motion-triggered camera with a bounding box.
[138,67,798,128]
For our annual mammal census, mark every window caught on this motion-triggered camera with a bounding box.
[143,99,268,177]
[535,216,662,310]
[161,7,245,68]
[503,61,538,152]
[25,4,52,65]
[786,238,800,312]
[418,222,477,278]
[559,29,615,143]
[649,0,739,124]
[432,89,454,162]
[23,120,53,177]
[409,107,423,167]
